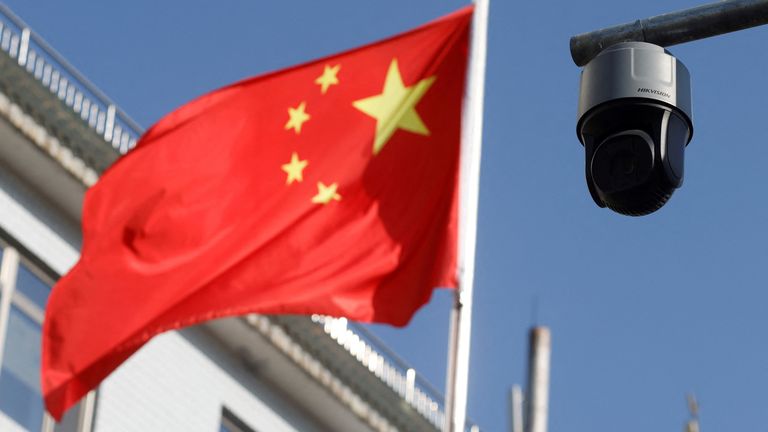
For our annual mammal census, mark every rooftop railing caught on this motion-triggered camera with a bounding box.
[0,4,142,154]
[312,315,479,432]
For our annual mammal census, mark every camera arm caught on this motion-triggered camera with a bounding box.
[570,0,768,67]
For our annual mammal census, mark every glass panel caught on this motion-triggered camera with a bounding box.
[15,262,50,310]
[0,306,43,432]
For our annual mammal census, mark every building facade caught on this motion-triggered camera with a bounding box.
[0,5,471,432]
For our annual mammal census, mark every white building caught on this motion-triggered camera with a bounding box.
[0,5,471,432]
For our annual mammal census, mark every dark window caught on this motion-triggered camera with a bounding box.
[220,407,257,432]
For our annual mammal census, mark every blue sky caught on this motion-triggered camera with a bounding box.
[7,1,768,431]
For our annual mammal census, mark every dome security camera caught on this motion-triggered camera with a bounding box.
[576,42,693,216]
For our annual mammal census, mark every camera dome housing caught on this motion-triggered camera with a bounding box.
[577,42,693,216]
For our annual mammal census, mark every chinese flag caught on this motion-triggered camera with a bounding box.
[43,6,472,419]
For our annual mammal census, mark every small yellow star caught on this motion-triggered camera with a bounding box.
[312,182,341,204]
[281,152,308,184]
[285,101,310,134]
[352,58,436,155]
[315,64,340,94]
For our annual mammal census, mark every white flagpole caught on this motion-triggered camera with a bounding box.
[444,0,489,431]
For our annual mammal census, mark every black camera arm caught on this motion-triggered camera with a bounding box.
[570,0,768,67]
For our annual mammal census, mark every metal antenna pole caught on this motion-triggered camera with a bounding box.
[509,385,524,432]
[525,327,551,432]
[685,394,701,432]
[570,0,768,66]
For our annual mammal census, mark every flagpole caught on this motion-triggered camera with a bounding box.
[444,0,489,431]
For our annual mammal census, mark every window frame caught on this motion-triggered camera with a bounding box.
[0,239,96,432]
[0,243,46,432]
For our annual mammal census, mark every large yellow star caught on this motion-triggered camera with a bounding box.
[312,182,341,204]
[281,152,308,184]
[284,101,310,134]
[352,59,436,155]
[315,64,340,94]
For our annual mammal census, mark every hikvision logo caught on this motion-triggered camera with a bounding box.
[637,87,671,98]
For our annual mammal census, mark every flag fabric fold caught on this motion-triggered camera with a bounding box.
[43,6,472,419]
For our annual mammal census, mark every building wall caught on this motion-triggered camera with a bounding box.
[0,109,81,432]
[0,119,80,276]
[94,329,324,432]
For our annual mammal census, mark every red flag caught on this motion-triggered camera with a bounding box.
[43,6,472,419]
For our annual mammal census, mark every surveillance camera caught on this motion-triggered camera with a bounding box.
[576,42,693,216]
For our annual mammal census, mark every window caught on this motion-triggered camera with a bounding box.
[220,407,257,432]
[0,245,52,432]
[16,264,51,311]
[0,307,44,431]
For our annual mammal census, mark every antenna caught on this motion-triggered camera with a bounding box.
[525,327,551,432]
[509,326,552,432]
[685,393,700,432]
[509,385,524,432]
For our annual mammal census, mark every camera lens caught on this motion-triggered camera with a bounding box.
[591,131,654,194]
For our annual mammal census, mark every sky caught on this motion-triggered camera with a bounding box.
[5,1,768,431]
